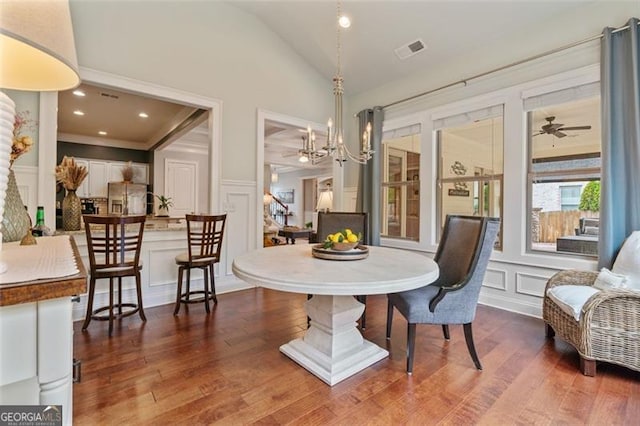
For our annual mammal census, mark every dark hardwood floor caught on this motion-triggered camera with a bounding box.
[73,288,640,425]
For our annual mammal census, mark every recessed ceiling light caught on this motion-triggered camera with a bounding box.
[73,110,84,116]
[338,15,351,28]
[139,112,149,118]
[72,90,85,97]
[98,131,107,136]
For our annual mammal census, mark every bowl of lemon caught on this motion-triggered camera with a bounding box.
[323,229,361,251]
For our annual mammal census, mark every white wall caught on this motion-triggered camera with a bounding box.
[3,90,39,168]
[69,1,334,183]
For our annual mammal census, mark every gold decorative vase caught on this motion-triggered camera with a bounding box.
[62,189,81,231]
[2,169,31,242]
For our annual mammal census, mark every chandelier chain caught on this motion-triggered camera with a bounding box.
[297,0,374,166]
[336,0,342,78]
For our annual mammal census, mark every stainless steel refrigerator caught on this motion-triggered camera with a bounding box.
[108,182,147,215]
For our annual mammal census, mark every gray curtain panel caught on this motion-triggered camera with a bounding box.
[599,17,640,269]
[356,107,384,246]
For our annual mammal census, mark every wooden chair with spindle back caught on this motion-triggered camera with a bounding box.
[174,214,227,315]
[82,214,146,336]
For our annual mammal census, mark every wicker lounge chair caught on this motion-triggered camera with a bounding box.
[543,270,640,376]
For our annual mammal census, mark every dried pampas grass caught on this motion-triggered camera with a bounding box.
[55,156,88,191]
[121,161,134,182]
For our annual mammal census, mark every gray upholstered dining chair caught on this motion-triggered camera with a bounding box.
[313,212,369,245]
[386,215,500,374]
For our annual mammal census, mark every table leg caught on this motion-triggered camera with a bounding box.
[279,294,388,386]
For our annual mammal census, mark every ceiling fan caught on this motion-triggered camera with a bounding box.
[534,116,592,138]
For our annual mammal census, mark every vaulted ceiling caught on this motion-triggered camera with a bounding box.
[234,1,613,95]
[58,1,622,161]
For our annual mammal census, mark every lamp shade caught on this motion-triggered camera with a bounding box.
[0,0,80,91]
[316,190,333,212]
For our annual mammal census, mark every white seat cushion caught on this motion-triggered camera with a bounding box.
[175,252,216,265]
[547,285,600,321]
[612,231,640,290]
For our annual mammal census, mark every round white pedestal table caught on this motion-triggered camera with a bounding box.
[232,244,438,386]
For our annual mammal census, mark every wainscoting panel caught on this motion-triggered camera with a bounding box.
[221,180,257,277]
[148,247,185,288]
[516,272,552,298]
[478,260,559,318]
[484,268,507,291]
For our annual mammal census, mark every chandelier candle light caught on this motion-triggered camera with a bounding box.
[299,1,374,166]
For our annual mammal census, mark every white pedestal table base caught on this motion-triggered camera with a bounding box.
[279,294,388,386]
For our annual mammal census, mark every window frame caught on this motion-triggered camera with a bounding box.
[434,107,505,249]
[381,131,421,242]
[524,94,601,257]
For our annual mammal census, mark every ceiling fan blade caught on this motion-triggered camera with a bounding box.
[554,131,567,138]
[557,125,592,131]
[532,131,544,136]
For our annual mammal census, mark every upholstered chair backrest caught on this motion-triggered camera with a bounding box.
[431,215,500,319]
[316,212,369,245]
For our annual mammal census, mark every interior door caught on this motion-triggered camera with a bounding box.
[165,159,198,217]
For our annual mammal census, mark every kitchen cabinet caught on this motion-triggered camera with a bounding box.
[132,163,149,184]
[109,162,148,185]
[74,159,148,198]
[0,237,86,425]
[0,298,74,409]
[88,160,109,198]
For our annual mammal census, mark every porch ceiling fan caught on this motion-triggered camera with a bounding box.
[534,116,592,138]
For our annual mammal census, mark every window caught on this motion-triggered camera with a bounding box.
[526,83,601,256]
[560,185,581,211]
[381,124,420,241]
[435,105,503,248]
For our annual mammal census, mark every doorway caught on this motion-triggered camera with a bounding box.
[55,68,221,216]
[257,109,335,247]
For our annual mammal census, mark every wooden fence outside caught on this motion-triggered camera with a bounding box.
[535,210,599,243]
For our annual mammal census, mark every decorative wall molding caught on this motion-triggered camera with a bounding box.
[484,268,508,291]
[222,179,256,188]
[515,271,553,298]
[479,292,543,319]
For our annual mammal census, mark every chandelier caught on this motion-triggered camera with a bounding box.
[299,1,374,166]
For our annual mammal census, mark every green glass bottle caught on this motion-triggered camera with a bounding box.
[32,206,45,237]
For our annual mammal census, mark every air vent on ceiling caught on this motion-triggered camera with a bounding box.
[100,92,119,99]
[394,39,426,60]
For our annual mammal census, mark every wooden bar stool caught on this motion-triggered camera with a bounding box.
[174,214,227,315]
[82,214,146,336]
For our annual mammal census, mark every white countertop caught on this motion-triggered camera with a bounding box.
[232,244,439,295]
